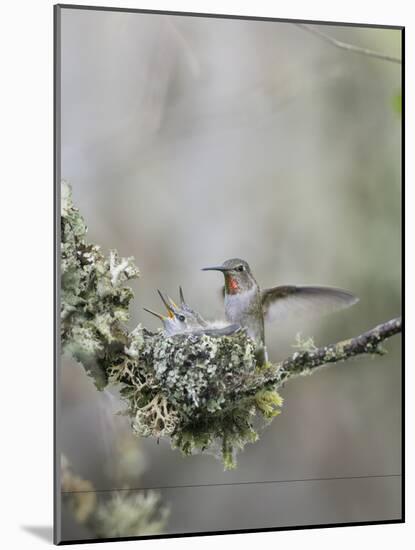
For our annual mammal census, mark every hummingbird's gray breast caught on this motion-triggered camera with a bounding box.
[224,287,264,344]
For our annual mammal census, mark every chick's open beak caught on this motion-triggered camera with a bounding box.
[143,307,166,321]
[157,290,175,319]
[167,296,179,310]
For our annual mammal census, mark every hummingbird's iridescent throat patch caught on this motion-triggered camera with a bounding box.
[225,275,240,295]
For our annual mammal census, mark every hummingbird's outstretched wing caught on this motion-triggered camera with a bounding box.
[261,285,358,323]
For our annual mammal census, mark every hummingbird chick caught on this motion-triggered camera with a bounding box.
[202,258,359,362]
[144,288,240,337]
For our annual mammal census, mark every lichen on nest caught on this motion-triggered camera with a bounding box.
[108,327,283,469]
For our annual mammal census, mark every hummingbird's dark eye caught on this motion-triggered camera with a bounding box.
[178,314,186,322]
[236,265,244,272]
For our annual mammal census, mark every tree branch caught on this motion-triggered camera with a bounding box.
[244,317,402,397]
[296,24,402,65]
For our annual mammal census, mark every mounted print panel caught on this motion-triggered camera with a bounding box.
[54,4,403,545]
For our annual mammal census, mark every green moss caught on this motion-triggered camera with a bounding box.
[255,389,284,419]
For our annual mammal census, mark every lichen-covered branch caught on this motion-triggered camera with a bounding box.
[61,181,139,389]
[61,456,169,538]
[297,24,402,64]
[61,182,401,470]
[279,317,401,377]
[238,317,402,400]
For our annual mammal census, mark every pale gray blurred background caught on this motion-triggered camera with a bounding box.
[58,7,402,541]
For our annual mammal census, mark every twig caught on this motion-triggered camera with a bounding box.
[245,317,402,394]
[297,24,402,65]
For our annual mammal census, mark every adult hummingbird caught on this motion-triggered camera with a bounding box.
[202,258,358,360]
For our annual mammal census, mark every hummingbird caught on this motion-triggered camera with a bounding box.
[202,258,358,361]
[144,288,240,337]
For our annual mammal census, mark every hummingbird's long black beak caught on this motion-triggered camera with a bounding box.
[201,265,229,272]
